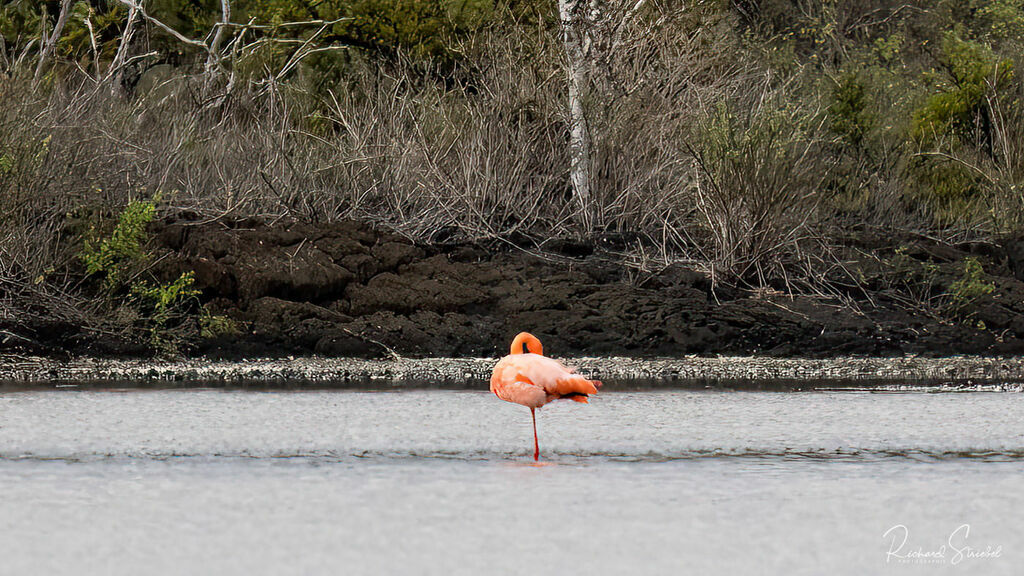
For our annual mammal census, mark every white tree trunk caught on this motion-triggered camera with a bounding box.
[33,0,74,87]
[559,0,593,232]
[108,3,139,88]
[205,0,231,77]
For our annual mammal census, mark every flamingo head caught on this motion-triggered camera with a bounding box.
[510,332,543,356]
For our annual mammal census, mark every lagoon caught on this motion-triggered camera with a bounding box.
[1,388,1021,575]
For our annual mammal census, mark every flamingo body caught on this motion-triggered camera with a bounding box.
[490,332,601,460]
[491,353,598,407]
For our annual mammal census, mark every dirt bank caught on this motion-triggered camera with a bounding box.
[6,215,1024,358]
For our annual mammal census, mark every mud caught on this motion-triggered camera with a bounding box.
[7,215,1024,358]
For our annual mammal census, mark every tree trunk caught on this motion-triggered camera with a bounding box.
[559,0,594,232]
[108,3,139,90]
[33,0,74,87]
[205,0,232,78]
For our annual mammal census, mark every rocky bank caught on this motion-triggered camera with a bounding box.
[7,214,1024,358]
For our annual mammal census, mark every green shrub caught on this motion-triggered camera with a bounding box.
[829,70,876,149]
[908,158,981,225]
[199,311,241,339]
[971,0,1024,40]
[59,2,128,63]
[948,257,996,315]
[911,33,1015,149]
[907,33,1018,223]
[77,197,206,354]
[0,2,42,50]
[132,271,199,321]
[80,198,157,289]
[872,32,905,65]
[131,271,201,353]
[148,0,218,43]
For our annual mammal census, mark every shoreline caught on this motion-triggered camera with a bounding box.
[4,354,1024,387]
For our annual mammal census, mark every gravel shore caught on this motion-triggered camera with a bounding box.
[3,354,1024,388]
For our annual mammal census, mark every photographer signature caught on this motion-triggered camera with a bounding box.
[883,524,1002,565]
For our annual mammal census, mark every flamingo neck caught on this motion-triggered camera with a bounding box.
[510,332,543,356]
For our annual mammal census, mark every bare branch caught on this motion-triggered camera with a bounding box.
[114,0,209,52]
[34,0,73,87]
[205,0,231,76]
[275,20,341,81]
[83,9,99,78]
[108,3,139,86]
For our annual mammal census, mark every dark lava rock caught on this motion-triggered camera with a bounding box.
[146,218,1024,358]
[9,215,1024,359]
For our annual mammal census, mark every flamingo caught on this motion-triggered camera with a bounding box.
[490,332,601,460]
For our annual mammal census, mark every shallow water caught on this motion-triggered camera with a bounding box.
[1,388,1021,574]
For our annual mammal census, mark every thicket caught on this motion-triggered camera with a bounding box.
[2,0,1023,351]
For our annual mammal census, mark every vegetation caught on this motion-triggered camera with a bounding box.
[79,197,205,353]
[2,0,1024,353]
[948,256,997,316]
[80,196,159,289]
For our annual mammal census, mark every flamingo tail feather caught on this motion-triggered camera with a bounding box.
[553,376,599,396]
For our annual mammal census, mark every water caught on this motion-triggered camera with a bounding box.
[1,388,1021,575]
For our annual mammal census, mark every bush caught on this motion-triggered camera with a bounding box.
[829,70,876,150]
[947,256,996,316]
[78,197,201,353]
[131,270,200,354]
[688,99,829,283]
[199,310,240,339]
[969,0,1024,40]
[912,33,1015,150]
[80,197,158,289]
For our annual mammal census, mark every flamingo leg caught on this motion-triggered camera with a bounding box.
[531,407,539,461]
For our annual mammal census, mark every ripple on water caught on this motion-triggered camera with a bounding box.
[2,388,1024,462]
[5,447,1024,465]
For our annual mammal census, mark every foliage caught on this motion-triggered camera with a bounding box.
[80,197,157,288]
[148,0,218,42]
[131,270,201,353]
[906,33,1020,223]
[76,197,202,354]
[60,1,128,62]
[0,0,504,74]
[199,310,240,339]
[970,0,1024,40]
[131,270,199,319]
[325,0,494,59]
[912,33,1015,149]
[829,70,876,149]
[0,0,41,45]
[947,257,996,315]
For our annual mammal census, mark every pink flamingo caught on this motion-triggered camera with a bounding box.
[490,332,601,460]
